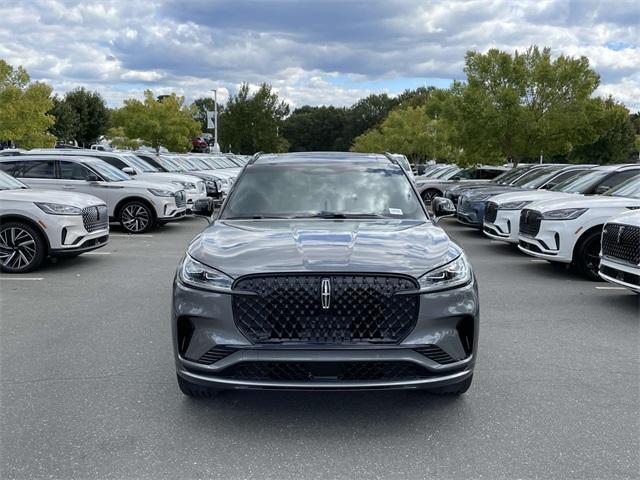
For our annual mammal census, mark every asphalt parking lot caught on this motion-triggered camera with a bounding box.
[1,217,638,480]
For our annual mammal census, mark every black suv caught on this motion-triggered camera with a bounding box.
[172,152,479,396]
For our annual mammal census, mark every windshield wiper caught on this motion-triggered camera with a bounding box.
[294,212,386,219]
[224,215,291,219]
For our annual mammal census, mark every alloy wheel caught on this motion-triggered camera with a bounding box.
[0,227,37,270]
[583,236,601,277]
[121,204,151,233]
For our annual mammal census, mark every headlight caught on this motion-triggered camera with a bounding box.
[35,202,82,215]
[418,254,472,293]
[148,188,176,197]
[219,178,229,185]
[174,181,196,190]
[500,200,532,210]
[205,180,219,192]
[541,208,587,220]
[179,255,233,293]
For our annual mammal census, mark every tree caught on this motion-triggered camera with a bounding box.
[61,88,110,146]
[110,90,201,152]
[49,95,79,143]
[445,46,602,164]
[337,93,399,150]
[0,59,55,148]
[219,83,289,154]
[281,106,347,151]
[191,97,217,132]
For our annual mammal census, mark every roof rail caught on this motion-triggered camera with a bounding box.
[248,151,264,165]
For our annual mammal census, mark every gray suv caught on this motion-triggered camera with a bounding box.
[172,152,479,396]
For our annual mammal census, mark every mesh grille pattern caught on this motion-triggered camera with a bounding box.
[175,191,186,208]
[602,224,640,265]
[457,198,473,215]
[519,209,541,236]
[414,345,458,364]
[485,202,498,223]
[217,361,429,382]
[232,274,419,344]
[81,205,108,232]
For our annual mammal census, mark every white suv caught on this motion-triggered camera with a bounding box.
[599,210,640,293]
[0,171,109,273]
[518,176,640,279]
[28,149,207,210]
[0,155,187,234]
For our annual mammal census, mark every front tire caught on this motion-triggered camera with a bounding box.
[421,189,441,205]
[574,230,603,281]
[119,201,155,234]
[0,221,46,273]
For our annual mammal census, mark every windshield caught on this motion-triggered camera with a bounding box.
[89,162,130,181]
[455,167,476,179]
[0,171,28,190]
[494,167,529,185]
[222,163,426,220]
[124,154,160,172]
[517,167,562,189]
[431,167,455,179]
[213,157,236,168]
[509,167,553,187]
[551,170,609,193]
[605,175,640,199]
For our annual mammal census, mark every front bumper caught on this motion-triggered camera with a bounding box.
[456,199,485,228]
[517,220,575,263]
[185,191,207,210]
[172,277,479,391]
[483,210,520,243]
[155,197,187,222]
[50,234,109,256]
[599,257,640,293]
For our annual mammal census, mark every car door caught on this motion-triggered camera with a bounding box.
[57,160,110,204]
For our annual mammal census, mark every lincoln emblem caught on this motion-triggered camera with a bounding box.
[321,278,331,309]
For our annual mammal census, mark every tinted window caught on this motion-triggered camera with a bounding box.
[99,156,128,170]
[10,160,55,178]
[605,174,640,199]
[599,170,640,191]
[59,161,93,180]
[222,163,426,220]
[546,169,587,187]
[479,169,504,179]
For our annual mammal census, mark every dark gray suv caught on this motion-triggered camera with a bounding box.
[172,152,479,396]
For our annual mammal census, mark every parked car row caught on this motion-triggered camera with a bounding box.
[0,149,245,273]
[433,163,640,293]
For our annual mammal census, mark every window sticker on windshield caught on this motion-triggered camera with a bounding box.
[389,208,403,216]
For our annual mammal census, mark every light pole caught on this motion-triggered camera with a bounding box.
[211,89,220,153]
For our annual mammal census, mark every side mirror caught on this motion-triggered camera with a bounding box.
[122,167,136,175]
[595,185,609,195]
[451,175,461,181]
[86,173,100,182]
[192,198,220,223]
[432,197,456,223]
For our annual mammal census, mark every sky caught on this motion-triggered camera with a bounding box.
[1,0,639,111]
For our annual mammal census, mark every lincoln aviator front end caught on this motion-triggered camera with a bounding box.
[172,152,479,396]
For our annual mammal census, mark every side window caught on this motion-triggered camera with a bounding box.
[0,161,18,175]
[600,170,640,190]
[99,156,127,170]
[59,161,93,180]
[480,169,502,179]
[12,160,55,178]
[549,169,586,185]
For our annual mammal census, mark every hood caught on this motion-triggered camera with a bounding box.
[529,195,640,213]
[489,190,575,206]
[146,172,203,185]
[606,210,640,227]
[196,169,236,179]
[188,219,461,279]
[446,182,496,194]
[466,185,524,200]
[119,179,182,191]
[0,189,105,207]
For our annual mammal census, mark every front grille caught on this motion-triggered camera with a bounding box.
[485,202,498,223]
[175,191,186,208]
[414,345,458,364]
[81,205,108,232]
[232,274,419,344]
[457,198,472,215]
[600,264,640,287]
[602,224,640,265]
[217,361,431,382]
[196,346,238,365]
[519,209,541,236]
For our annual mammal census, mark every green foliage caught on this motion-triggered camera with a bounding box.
[219,83,289,154]
[59,88,110,146]
[106,126,143,150]
[49,95,79,142]
[192,97,217,132]
[0,59,55,148]
[110,90,201,152]
[281,106,347,151]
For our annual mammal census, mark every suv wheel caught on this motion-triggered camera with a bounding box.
[575,230,603,281]
[0,222,46,273]
[119,201,154,233]
[421,189,440,205]
[177,375,220,398]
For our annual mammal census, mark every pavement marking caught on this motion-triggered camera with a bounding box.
[0,277,43,281]
[83,251,112,255]
[110,234,154,238]
[489,240,504,244]
[530,259,548,263]
[595,286,626,290]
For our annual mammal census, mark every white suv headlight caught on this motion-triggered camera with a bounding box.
[179,255,233,292]
[35,202,82,215]
[148,188,176,197]
[418,254,472,293]
[174,181,196,191]
[500,200,532,210]
[541,208,587,220]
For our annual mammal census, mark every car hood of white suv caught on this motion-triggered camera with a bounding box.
[145,172,203,185]
[0,189,105,207]
[119,178,182,192]
[490,189,576,206]
[605,209,640,227]
[528,195,640,212]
